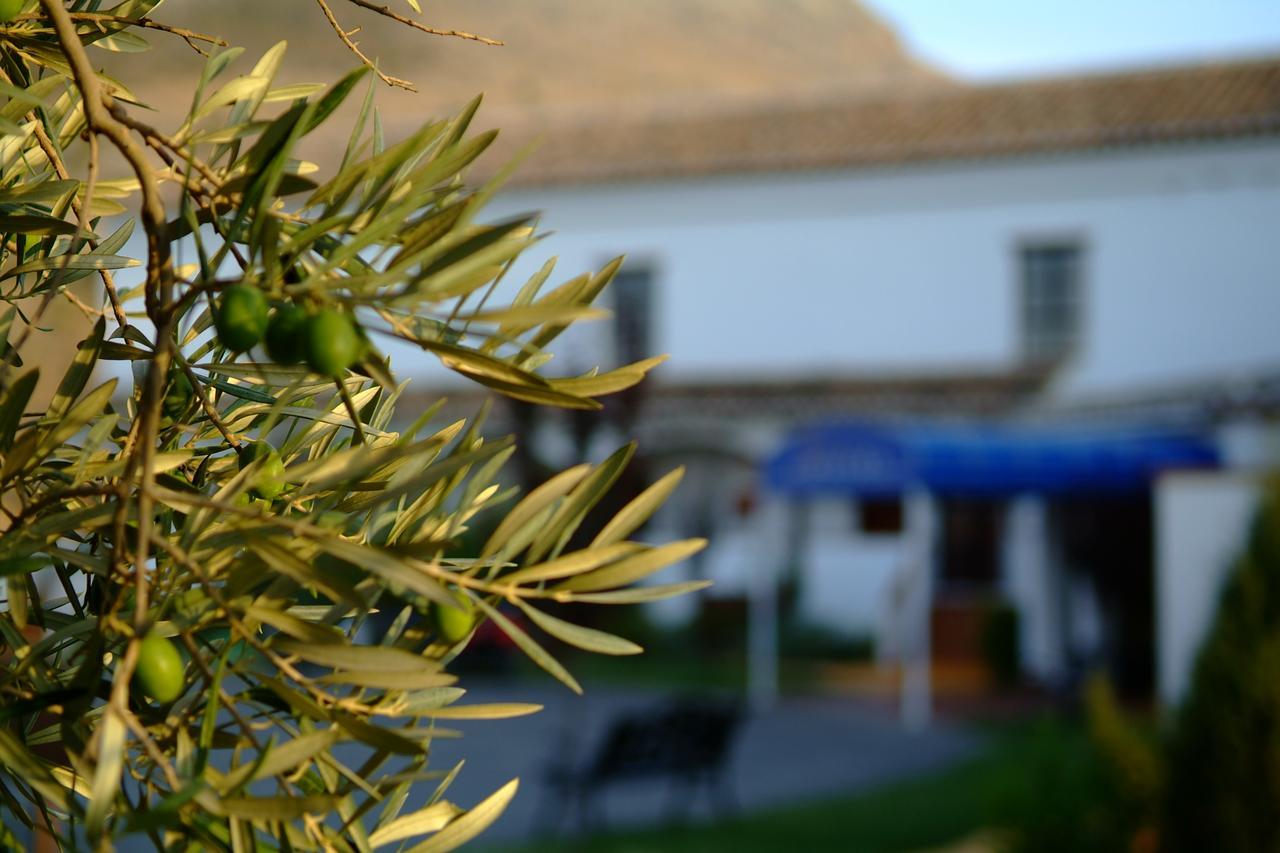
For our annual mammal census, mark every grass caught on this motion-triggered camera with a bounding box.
[483,717,1107,853]
[555,650,824,695]
[480,609,870,696]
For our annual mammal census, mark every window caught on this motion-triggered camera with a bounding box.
[1021,243,1082,363]
[610,265,654,365]
[940,499,1002,586]
[853,497,904,535]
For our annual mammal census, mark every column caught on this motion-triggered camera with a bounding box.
[900,489,937,731]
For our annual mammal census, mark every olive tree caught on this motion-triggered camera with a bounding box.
[0,2,704,849]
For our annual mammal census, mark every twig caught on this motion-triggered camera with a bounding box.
[112,110,223,193]
[24,13,229,47]
[170,628,266,755]
[30,123,128,330]
[147,485,581,604]
[146,535,275,755]
[120,710,182,793]
[315,0,416,91]
[0,111,123,377]
[38,7,181,807]
[149,530,358,715]
[61,288,100,319]
[335,378,368,445]
[6,485,115,529]
[109,110,254,277]
[343,0,503,46]
[40,0,177,629]
[173,354,242,450]
[37,6,170,304]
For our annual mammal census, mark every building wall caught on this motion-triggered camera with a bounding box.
[1000,495,1064,683]
[1154,469,1261,707]
[478,139,1280,402]
[483,139,1280,678]
[797,498,903,638]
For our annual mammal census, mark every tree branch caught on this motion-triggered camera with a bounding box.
[315,0,416,91]
[36,10,179,787]
[173,354,242,450]
[343,0,503,46]
[30,120,128,330]
[65,13,228,48]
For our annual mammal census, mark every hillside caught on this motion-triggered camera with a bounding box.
[124,0,953,149]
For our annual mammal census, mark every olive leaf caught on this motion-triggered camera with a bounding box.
[0,5,701,849]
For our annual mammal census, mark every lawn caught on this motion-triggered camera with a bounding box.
[552,649,825,694]
[483,717,1107,853]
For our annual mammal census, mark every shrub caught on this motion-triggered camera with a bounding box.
[1163,479,1280,852]
[1083,674,1162,852]
[779,622,875,662]
[981,601,1020,689]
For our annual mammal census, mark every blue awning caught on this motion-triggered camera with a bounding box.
[763,419,1220,497]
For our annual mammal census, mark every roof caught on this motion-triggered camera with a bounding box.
[637,372,1050,422]
[494,56,1280,188]
[129,7,1280,188]
[1040,368,1280,421]
[401,369,1052,438]
[764,419,1221,498]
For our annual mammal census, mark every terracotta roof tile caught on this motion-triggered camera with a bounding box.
[404,370,1051,435]
[492,56,1280,187]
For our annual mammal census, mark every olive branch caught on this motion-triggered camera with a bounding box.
[0,2,703,849]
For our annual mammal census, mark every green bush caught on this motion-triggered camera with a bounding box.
[998,697,1158,853]
[1163,479,1280,852]
[981,601,1020,689]
[778,622,874,662]
[1083,674,1162,852]
[1001,717,1113,853]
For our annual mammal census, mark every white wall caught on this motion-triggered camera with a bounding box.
[691,495,901,637]
[477,140,1280,401]
[1000,495,1064,684]
[797,498,902,637]
[119,139,1280,404]
[1154,470,1261,707]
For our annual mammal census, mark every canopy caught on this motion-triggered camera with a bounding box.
[764,419,1219,497]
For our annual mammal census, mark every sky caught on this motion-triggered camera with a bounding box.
[862,0,1280,80]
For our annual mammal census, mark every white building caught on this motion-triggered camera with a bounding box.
[353,5,1280,710]
[442,51,1280,711]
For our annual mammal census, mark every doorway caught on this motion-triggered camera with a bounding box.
[1052,495,1155,696]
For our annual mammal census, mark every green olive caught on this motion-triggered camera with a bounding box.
[133,634,184,704]
[162,368,194,421]
[429,592,476,645]
[214,284,269,352]
[265,303,309,365]
[0,1,24,24]
[237,440,286,500]
[304,309,361,377]
[0,556,44,576]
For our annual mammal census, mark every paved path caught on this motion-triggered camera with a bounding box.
[12,682,980,851]
[426,681,983,844]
